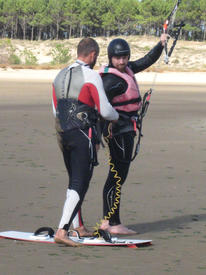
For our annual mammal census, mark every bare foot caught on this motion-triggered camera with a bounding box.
[100,220,137,235]
[72,226,93,237]
[54,229,82,247]
[100,220,110,230]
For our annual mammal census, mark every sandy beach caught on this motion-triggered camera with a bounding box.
[0,70,206,275]
[1,68,206,85]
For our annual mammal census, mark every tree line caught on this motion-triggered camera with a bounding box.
[0,0,205,41]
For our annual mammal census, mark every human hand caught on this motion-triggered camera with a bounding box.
[160,33,169,46]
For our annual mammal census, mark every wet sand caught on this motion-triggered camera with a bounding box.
[0,79,206,275]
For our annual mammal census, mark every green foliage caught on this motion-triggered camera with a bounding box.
[21,49,38,65]
[172,58,179,64]
[0,38,22,64]
[0,38,13,49]
[9,53,21,64]
[0,0,205,41]
[51,43,71,65]
[142,46,151,51]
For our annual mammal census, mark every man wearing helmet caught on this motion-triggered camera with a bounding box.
[99,34,167,235]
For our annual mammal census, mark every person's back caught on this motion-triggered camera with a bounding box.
[52,38,118,246]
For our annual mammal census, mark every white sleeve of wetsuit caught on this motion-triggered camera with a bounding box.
[80,67,119,121]
[95,73,119,121]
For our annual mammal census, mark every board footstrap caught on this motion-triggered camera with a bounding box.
[34,227,55,237]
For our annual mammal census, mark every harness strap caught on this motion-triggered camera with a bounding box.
[112,97,141,107]
[66,67,73,99]
[131,88,153,161]
[108,89,152,163]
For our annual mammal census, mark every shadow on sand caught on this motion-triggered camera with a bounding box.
[129,213,206,234]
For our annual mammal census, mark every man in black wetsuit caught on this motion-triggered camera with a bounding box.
[99,34,168,235]
[52,38,118,246]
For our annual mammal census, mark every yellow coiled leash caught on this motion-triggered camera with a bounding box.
[93,122,122,238]
[93,89,153,239]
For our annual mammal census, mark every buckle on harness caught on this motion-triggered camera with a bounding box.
[131,116,138,132]
[68,103,77,119]
[76,112,88,121]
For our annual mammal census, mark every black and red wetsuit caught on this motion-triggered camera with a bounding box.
[52,60,118,231]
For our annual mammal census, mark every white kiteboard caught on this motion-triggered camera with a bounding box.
[0,228,152,248]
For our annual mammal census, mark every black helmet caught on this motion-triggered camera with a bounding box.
[107,38,130,60]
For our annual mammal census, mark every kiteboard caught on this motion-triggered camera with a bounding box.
[0,227,152,248]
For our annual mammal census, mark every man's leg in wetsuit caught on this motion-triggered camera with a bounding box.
[71,141,100,236]
[71,207,93,236]
[55,129,94,245]
[101,132,137,235]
